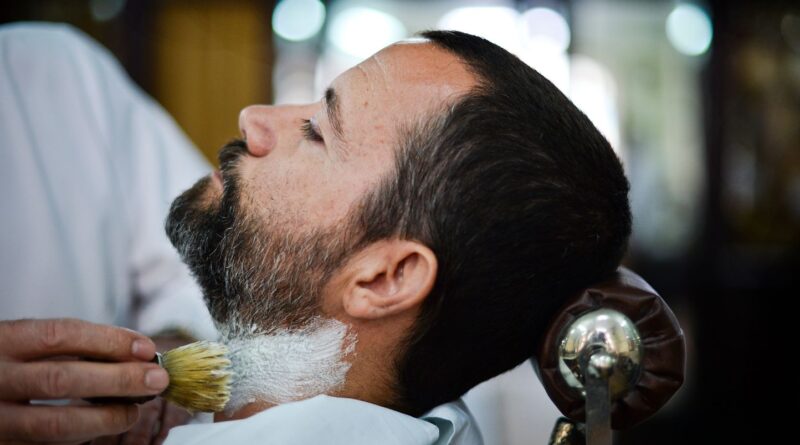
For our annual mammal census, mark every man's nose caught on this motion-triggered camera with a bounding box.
[238,105,275,157]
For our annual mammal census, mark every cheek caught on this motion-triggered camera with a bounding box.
[243,159,369,228]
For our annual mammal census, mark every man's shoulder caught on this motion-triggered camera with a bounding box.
[165,395,440,445]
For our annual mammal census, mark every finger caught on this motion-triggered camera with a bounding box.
[0,319,156,362]
[120,399,161,445]
[0,441,86,445]
[154,402,191,444]
[0,361,169,400]
[0,403,138,442]
[91,434,122,445]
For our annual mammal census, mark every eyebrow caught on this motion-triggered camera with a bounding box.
[324,87,345,141]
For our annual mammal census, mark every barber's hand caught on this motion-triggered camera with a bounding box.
[89,333,196,445]
[90,398,191,445]
[0,318,170,444]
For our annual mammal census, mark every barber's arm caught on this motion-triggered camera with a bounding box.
[0,318,169,444]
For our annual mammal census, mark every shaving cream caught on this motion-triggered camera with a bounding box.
[219,317,356,415]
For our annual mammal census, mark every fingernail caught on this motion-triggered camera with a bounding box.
[145,368,169,391]
[132,339,156,360]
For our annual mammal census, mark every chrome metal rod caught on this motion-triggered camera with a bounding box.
[584,352,615,445]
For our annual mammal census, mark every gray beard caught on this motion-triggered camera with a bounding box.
[164,141,362,413]
[164,140,355,334]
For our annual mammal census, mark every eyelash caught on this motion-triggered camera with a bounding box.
[301,119,324,143]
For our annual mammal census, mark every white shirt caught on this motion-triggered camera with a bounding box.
[0,22,216,340]
[164,395,483,445]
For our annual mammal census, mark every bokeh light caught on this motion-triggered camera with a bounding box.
[273,0,326,42]
[327,7,407,58]
[437,6,520,53]
[520,7,571,53]
[90,0,126,22]
[666,3,713,56]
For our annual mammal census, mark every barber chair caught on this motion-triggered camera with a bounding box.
[531,268,686,445]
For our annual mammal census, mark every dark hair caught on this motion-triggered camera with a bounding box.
[350,30,632,416]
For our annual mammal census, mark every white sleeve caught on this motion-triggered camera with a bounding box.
[109,43,218,340]
[124,94,219,341]
[0,23,216,340]
[75,23,218,339]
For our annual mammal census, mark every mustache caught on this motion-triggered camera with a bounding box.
[218,139,249,173]
[215,139,247,223]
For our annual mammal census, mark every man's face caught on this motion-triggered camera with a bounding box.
[166,41,474,334]
[233,41,474,230]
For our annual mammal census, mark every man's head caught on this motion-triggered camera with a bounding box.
[166,31,630,417]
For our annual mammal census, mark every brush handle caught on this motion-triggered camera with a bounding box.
[85,394,157,405]
[84,352,164,405]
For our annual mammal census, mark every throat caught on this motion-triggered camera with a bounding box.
[218,317,357,418]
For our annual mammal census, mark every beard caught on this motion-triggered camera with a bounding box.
[165,140,356,337]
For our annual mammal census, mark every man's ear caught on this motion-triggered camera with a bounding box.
[341,239,437,320]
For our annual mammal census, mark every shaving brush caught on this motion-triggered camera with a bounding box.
[156,341,233,412]
[88,340,232,413]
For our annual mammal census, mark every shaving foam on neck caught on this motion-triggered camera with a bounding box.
[219,317,356,415]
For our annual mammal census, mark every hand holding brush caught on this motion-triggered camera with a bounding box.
[0,318,232,444]
[0,318,169,443]
[89,340,233,413]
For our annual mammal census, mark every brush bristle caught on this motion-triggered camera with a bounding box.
[160,341,232,413]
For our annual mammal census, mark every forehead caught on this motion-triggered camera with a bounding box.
[330,41,475,134]
[359,41,474,95]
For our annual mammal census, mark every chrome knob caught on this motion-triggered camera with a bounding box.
[557,308,643,400]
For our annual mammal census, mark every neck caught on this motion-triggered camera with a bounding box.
[216,317,356,417]
[212,316,405,422]
[213,366,397,422]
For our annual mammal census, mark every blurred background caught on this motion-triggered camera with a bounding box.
[2,0,797,443]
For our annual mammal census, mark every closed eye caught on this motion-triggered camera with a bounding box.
[301,118,324,143]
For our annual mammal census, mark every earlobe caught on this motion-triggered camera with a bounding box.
[342,240,437,320]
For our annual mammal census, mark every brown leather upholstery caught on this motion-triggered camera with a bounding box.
[533,267,686,429]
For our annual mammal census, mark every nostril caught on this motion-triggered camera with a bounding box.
[238,105,275,157]
[238,106,256,140]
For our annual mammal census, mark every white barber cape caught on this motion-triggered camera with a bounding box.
[165,395,483,445]
[0,23,216,339]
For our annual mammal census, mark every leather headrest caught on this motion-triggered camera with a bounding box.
[533,267,686,429]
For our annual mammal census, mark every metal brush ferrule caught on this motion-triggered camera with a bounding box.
[153,351,164,368]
